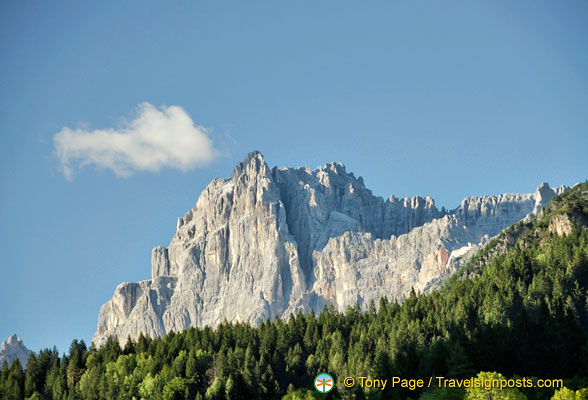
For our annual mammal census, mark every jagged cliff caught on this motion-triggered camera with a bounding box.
[93,152,568,346]
[0,334,33,368]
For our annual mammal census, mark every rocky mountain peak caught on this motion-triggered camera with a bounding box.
[93,152,569,346]
[0,334,33,368]
[533,182,558,215]
[7,334,19,346]
[536,182,554,200]
[230,150,266,179]
[319,161,348,176]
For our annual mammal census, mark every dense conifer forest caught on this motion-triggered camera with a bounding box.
[2,183,588,400]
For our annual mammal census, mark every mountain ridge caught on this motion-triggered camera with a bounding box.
[5,182,587,400]
[0,334,32,369]
[93,151,569,346]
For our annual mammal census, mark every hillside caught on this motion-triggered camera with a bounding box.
[1,182,587,400]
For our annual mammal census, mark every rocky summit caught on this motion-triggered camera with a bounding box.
[0,334,33,368]
[93,151,568,346]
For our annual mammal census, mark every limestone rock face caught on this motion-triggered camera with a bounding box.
[0,334,33,368]
[93,151,567,346]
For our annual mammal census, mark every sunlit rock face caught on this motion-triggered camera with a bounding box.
[0,334,33,368]
[93,151,566,346]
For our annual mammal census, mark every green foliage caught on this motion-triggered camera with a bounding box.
[4,359,25,400]
[465,372,527,399]
[162,376,187,400]
[551,387,588,400]
[282,388,325,399]
[225,372,250,400]
[1,182,587,399]
[204,376,225,400]
[419,387,465,400]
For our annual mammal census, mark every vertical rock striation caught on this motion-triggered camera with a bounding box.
[93,151,567,346]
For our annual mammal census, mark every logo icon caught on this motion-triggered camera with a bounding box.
[314,373,334,393]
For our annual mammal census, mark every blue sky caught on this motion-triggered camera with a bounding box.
[1,1,587,354]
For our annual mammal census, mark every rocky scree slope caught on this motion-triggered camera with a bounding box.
[93,151,568,345]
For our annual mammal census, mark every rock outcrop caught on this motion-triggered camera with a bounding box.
[93,151,568,346]
[0,334,33,368]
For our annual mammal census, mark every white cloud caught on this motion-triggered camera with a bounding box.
[54,103,218,180]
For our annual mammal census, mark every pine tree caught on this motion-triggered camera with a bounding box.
[4,359,24,400]
[259,365,280,400]
[225,373,250,400]
[24,353,42,397]
[123,335,136,355]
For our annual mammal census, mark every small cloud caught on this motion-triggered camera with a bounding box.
[54,103,218,180]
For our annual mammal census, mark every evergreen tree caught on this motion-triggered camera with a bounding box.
[4,359,24,400]
[259,365,281,400]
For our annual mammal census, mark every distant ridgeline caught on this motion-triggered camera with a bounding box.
[0,335,32,369]
[1,182,588,400]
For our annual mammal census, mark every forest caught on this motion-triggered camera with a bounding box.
[2,183,588,400]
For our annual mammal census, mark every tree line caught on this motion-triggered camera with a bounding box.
[2,183,588,400]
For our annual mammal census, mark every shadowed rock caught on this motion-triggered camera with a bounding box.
[93,151,567,346]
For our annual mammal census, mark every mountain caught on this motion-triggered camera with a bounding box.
[93,151,569,346]
[0,334,33,369]
[18,181,582,400]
